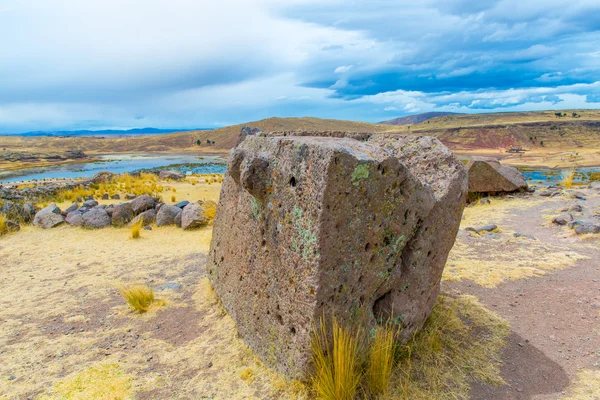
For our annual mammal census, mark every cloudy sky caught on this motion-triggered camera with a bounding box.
[1,0,599,132]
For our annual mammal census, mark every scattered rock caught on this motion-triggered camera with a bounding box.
[111,203,134,226]
[514,232,536,240]
[159,170,185,180]
[22,202,37,223]
[102,193,109,200]
[181,201,215,230]
[570,191,587,200]
[82,199,99,208]
[129,209,156,226]
[130,194,155,214]
[8,374,15,380]
[568,220,584,229]
[156,204,182,227]
[143,225,152,230]
[574,224,600,235]
[126,194,136,200]
[84,195,94,201]
[539,190,558,197]
[0,200,22,220]
[65,211,84,226]
[208,132,467,378]
[569,204,583,213]
[64,202,79,214]
[552,214,573,225]
[480,198,491,205]
[82,208,111,229]
[111,194,121,200]
[91,171,115,184]
[175,200,190,209]
[466,224,498,233]
[465,156,527,194]
[33,204,65,229]
[174,211,182,228]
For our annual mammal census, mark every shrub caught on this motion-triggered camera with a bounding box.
[366,325,396,396]
[171,195,176,203]
[130,219,143,239]
[311,317,362,400]
[119,284,155,312]
[560,168,576,188]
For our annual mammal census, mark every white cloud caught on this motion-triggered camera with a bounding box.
[334,65,353,74]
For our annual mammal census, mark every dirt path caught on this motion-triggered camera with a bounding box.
[445,187,600,399]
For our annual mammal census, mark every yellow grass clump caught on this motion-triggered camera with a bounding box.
[171,195,176,203]
[311,318,362,400]
[560,167,576,188]
[563,369,600,400]
[0,213,7,235]
[41,363,133,400]
[366,326,397,396]
[119,284,156,313]
[130,219,143,239]
[202,200,218,221]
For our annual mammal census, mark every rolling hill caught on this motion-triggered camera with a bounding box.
[379,112,458,125]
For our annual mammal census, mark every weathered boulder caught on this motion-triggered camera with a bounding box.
[181,201,216,230]
[82,207,111,229]
[102,193,109,200]
[552,214,573,225]
[159,170,185,180]
[33,204,65,229]
[111,203,134,226]
[65,211,84,226]
[207,133,467,378]
[156,204,182,227]
[1,201,21,220]
[64,202,79,214]
[174,211,182,228]
[111,194,121,200]
[82,199,98,208]
[466,156,527,194]
[130,194,155,214]
[126,194,136,200]
[575,224,600,235]
[22,202,37,223]
[129,209,156,226]
[91,171,115,184]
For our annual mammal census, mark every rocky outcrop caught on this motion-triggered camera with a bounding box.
[91,171,115,184]
[156,205,182,227]
[130,194,155,214]
[129,209,156,226]
[208,132,467,378]
[466,157,527,194]
[33,204,65,229]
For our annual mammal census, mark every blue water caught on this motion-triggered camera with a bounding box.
[521,167,600,185]
[0,154,227,183]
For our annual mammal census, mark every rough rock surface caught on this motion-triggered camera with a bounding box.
[65,211,84,226]
[159,170,185,180]
[174,211,182,228]
[130,194,155,214]
[181,201,215,230]
[129,209,156,226]
[33,204,65,229]
[91,171,115,184]
[82,208,111,229]
[82,199,99,208]
[111,203,134,226]
[466,156,527,194]
[156,205,182,227]
[208,132,467,378]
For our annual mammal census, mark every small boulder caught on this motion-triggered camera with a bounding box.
[514,232,536,240]
[84,195,94,201]
[181,201,216,230]
[82,208,111,229]
[159,170,185,180]
[129,209,156,226]
[552,214,573,225]
[0,201,22,220]
[82,199,99,208]
[574,224,600,235]
[33,204,65,229]
[175,200,190,209]
[21,202,37,223]
[174,211,182,228]
[65,211,84,226]
[156,204,182,227]
[91,171,115,184]
[111,203,134,226]
[130,194,155,214]
[126,194,136,200]
[569,204,583,213]
[466,157,527,194]
[101,193,109,200]
[64,202,79,214]
[568,220,584,229]
[111,194,121,200]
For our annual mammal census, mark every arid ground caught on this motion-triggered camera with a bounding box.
[2,177,600,399]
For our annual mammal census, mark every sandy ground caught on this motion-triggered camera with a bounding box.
[2,182,600,399]
[456,148,600,169]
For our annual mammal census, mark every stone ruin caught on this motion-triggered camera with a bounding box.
[208,130,467,378]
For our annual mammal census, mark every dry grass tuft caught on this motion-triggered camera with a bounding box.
[119,284,155,313]
[563,369,600,400]
[202,200,218,221]
[0,213,7,235]
[311,317,362,400]
[130,219,143,239]
[560,167,576,188]
[40,363,132,400]
[389,294,509,399]
[171,195,176,203]
[366,325,397,396]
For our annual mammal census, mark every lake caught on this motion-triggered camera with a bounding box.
[0,154,227,183]
[521,167,600,185]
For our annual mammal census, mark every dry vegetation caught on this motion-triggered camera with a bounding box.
[119,285,157,312]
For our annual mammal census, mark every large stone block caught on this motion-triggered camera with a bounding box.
[466,156,527,194]
[208,132,467,378]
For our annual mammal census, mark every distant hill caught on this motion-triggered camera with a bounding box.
[379,112,459,125]
[1,127,209,137]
